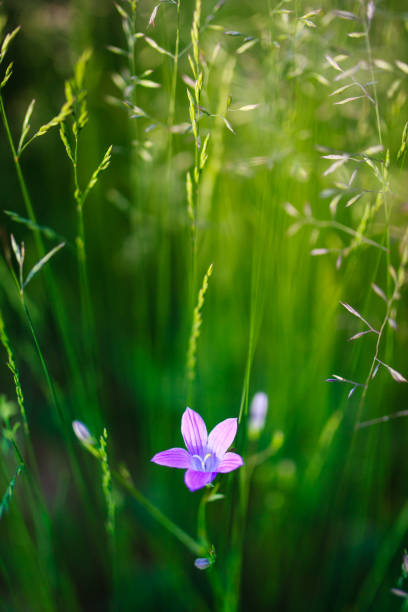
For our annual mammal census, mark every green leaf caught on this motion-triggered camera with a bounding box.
[0,463,24,520]
[17,99,36,155]
[23,242,65,289]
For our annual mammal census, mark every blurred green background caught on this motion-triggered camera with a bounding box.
[0,0,408,610]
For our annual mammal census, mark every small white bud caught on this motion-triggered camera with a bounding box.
[367,1,375,21]
[194,558,211,570]
[248,392,268,440]
[72,420,93,444]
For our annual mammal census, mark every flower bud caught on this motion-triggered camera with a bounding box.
[248,392,268,440]
[72,420,93,445]
[367,1,375,21]
[403,552,408,576]
[194,557,211,570]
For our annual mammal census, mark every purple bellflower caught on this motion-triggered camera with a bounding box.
[151,407,244,491]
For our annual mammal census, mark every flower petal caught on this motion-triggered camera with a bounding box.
[151,448,191,469]
[181,407,208,455]
[184,469,216,491]
[208,418,238,458]
[217,452,244,473]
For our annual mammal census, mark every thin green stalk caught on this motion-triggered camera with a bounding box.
[73,134,99,404]
[238,200,267,423]
[21,297,65,427]
[2,415,58,595]
[168,0,181,132]
[197,488,211,547]
[187,0,203,313]
[0,94,37,230]
[305,217,387,252]
[0,92,88,413]
[362,2,391,256]
[356,501,408,610]
[130,1,137,80]
[356,227,408,426]
[155,1,182,358]
[18,290,100,537]
[0,452,56,611]
[113,468,205,557]
[227,190,269,609]
[351,2,392,426]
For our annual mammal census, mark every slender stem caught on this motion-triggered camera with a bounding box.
[356,220,408,426]
[0,94,39,247]
[353,2,393,427]
[357,409,408,430]
[362,1,391,258]
[355,273,403,426]
[305,217,387,252]
[238,200,265,423]
[130,2,137,80]
[113,469,205,556]
[4,416,59,591]
[72,132,99,408]
[197,488,211,547]
[21,296,65,427]
[0,92,88,412]
[168,0,181,131]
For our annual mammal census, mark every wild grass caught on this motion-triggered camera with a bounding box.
[0,0,407,610]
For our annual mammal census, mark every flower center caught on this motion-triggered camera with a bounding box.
[191,452,217,472]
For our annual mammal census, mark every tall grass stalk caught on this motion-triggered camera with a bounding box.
[186,262,213,403]
[354,1,392,425]
[0,70,89,419]
[60,50,112,418]
[187,0,203,308]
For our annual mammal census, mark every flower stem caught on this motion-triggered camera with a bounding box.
[197,488,212,547]
[113,468,205,557]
